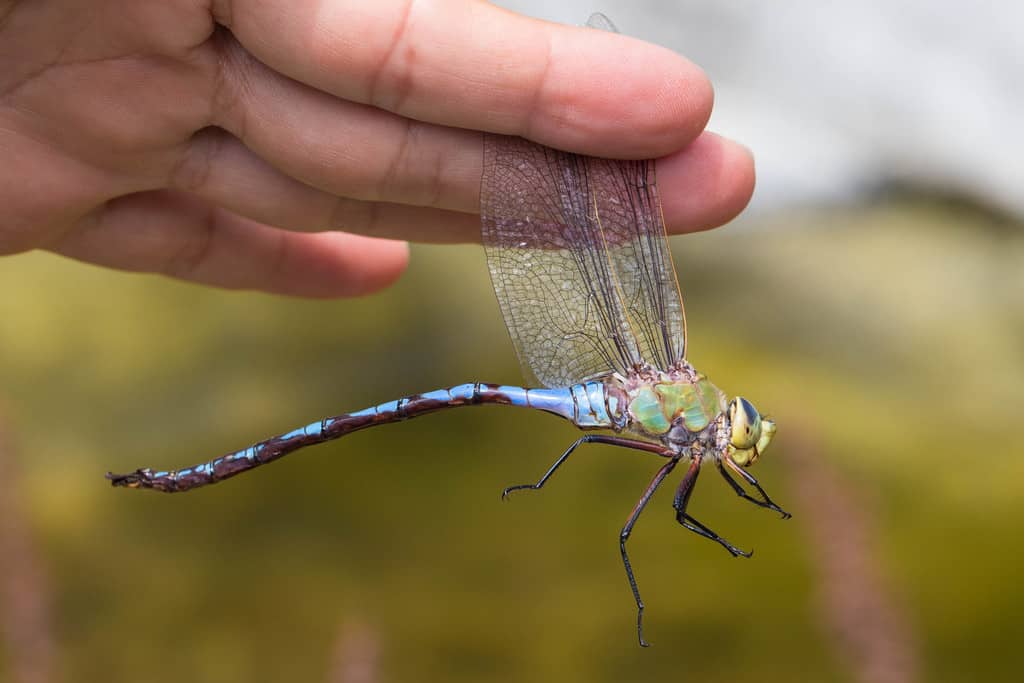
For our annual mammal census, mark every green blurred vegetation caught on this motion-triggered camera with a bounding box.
[0,199,1020,682]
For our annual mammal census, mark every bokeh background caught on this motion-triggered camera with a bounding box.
[2,1,1022,682]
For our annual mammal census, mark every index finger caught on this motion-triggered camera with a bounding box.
[223,0,713,158]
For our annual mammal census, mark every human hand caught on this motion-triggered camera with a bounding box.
[0,0,754,297]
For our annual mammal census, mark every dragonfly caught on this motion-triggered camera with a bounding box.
[108,130,789,645]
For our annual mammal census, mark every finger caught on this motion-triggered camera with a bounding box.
[176,127,751,242]
[223,0,712,158]
[212,31,739,224]
[173,128,479,242]
[210,44,479,211]
[658,132,756,233]
[54,190,409,297]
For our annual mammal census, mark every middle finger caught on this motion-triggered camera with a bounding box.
[212,37,480,213]
[204,39,755,240]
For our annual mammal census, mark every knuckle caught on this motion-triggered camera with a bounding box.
[170,127,224,193]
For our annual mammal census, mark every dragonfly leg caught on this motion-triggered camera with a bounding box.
[620,457,679,648]
[502,435,673,499]
[673,455,753,558]
[718,457,792,519]
[678,514,752,558]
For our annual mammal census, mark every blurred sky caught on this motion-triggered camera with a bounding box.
[497,0,1024,217]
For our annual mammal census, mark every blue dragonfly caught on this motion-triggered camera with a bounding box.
[108,131,788,645]
[110,5,790,637]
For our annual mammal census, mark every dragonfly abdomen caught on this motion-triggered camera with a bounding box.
[107,382,612,493]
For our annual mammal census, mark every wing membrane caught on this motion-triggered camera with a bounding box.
[480,134,686,387]
[590,157,687,368]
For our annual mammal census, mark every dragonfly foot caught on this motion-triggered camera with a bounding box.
[763,500,793,519]
[676,511,753,558]
[500,483,537,500]
[635,600,649,647]
[728,486,792,520]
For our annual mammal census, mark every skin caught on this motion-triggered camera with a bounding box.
[0,0,755,298]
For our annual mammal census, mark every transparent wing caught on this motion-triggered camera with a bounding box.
[481,135,641,387]
[586,10,687,366]
[481,135,687,387]
[590,156,687,368]
[585,12,619,32]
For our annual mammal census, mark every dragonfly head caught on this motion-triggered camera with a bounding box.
[727,397,776,467]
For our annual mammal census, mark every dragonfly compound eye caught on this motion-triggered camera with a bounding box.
[728,397,762,451]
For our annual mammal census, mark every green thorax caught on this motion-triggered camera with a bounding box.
[626,374,727,435]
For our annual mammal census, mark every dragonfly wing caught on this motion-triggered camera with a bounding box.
[481,134,644,387]
[580,13,688,365]
[590,157,687,366]
[585,12,619,32]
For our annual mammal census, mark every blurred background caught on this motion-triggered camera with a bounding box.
[1,1,1022,682]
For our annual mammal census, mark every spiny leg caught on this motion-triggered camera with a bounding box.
[620,458,679,648]
[718,456,792,519]
[673,455,752,558]
[678,514,752,558]
[502,435,673,499]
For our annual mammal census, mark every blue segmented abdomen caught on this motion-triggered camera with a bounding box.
[107,381,618,493]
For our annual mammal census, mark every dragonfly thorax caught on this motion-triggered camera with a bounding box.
[615,364,728,443]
